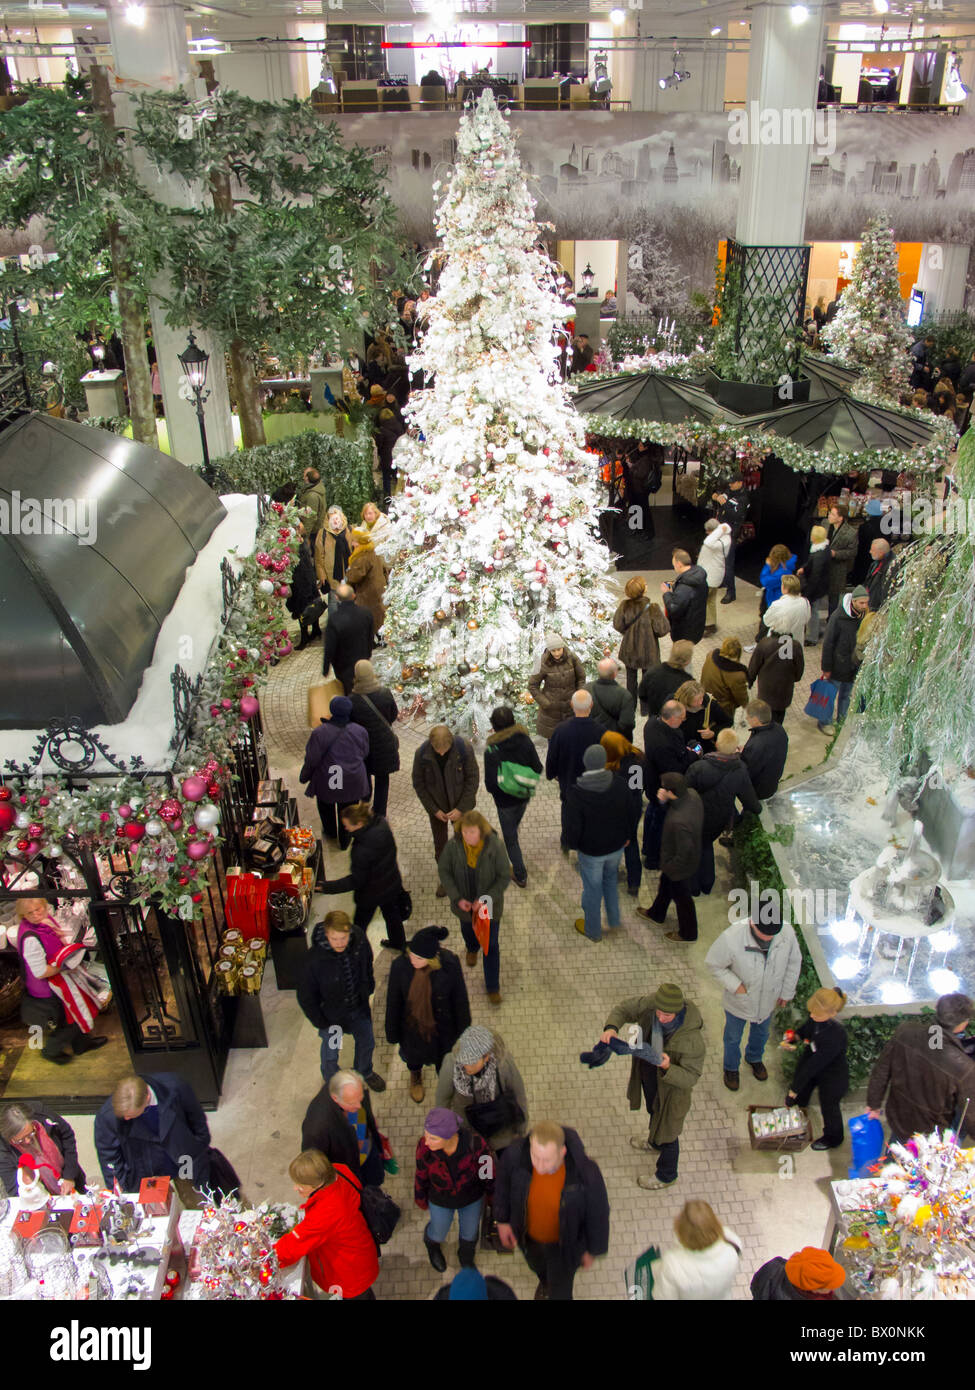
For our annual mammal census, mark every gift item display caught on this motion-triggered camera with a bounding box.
[748,1105,812,1151]
[831,1131,975,1300]
[182,1195,304,1300]
[214,931,267,997]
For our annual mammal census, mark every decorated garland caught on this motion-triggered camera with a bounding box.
[0,500,302,920]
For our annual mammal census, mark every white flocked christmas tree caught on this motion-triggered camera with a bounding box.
[374,92,617,739]
[822,216,911,403]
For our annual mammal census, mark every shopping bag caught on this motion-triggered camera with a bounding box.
[472,899,491,954]
[307,674,345,727]
[625,1243,662,1300]
[803,677,838,724]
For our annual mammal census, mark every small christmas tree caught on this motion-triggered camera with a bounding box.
[822,217,911,402]
[626,217,689,320]
[376,92,616,738]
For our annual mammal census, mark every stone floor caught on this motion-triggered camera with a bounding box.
[70,509,857,1301]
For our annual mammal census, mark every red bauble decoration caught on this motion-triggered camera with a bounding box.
[209,704,221,717]
[124,823,146,843]
[38,797,50,807]
[159,799,181,822]
[0,804,16,833]
[558,517,569,527]
[26,840,41,857]
[16,839,29,852]
[240,695,260,720]
[181,776,207,803]
[221,698,233,711]
[237,648,248,659]
[28,823,43,838]
[242,676,254,688]
[278,527,291,541]
[271,502,284,515]
[99,811,112,824]
[0,788,11,802]
[207,782,221,800]
[178,876,189,886]
[191,892,204,904]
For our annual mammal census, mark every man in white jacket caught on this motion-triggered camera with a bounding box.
[704,903,802,1092]
[762,574,810,647]
[697,520,731,637]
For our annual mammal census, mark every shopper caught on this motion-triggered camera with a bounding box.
[300,694,370,848]
[301,1068,386,1188]
[697,519,731,634]
[636,772,703,942]
[798,525,831,644]
[601,981,704,1189]
[755,544,797,640]
[15,895,108,1065]
[651,1201,742,1301]
[0,1103,86,1195]
[747,621,804,723]
[322,584,374,693]
[484,704,543,890]
[750,1247,845,1301]
[437,811,511,1004]
[348,659,399,819]
[710,478,748,602]
[564,743,632,943]
[825,503,857,614]
[762,574,810,646]
[346,528,389,636]
[865,537,893,612]
[545,689,602,853]
[673,678,731,745]
[527,634,586,738]
[740,699,789,800]
[359,500,393,549]
[819,586,870,733]
[415,1107,494,1272]
[641,701,695,869]
[385,926,470,1104]
[275,1149,379,1300]
[783,987,849,1151]
[314,505,354,601]
[286,527,322,651]
[495,1120,610,1301]
[705,904,802,1092]
[601,731,645,899]
[295,466,328,551]
[433,1268,518,1300]
[700,636,750,719]
[585,657,636,740]
[612,576,669,701]
[866,992,975,1145]
[297,909,385,1087]
[331,803,407,951]
[95,1073,231,1195]
[638,639,694,720]
[686,729,761,894]
[412,724,479,890]
[435,1025,529,1157]
[661,548,708,644]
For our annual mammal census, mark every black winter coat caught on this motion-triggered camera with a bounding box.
[821,602,861,684]
[751,1257,832,1301]
[659,788,704,881]
[680,696,732,744]
[584,678,636,739]
[348,689,400,775]
[323,600,374,687]
[301,1086,382,1177]
[747,634,804,712]
[642,718,695,797]
[865,553,892,612]
[799,546,831,603]
[741,721,789,799]
[791,1017,849,1100]
[0,1106,86,1193]
[564,774,633,855]
[385,948,471,1068]
[544,716,603,794]
[494,1126,610,1270]
[484,724,543,811]
[286,542,320,620]
[297,924,375,1029]
[685,753,760,841]
[94,1072,211,1191]
[412,736,479,818]
[320,815,403,912]
[663,565,708,643]
[638,662,688,718]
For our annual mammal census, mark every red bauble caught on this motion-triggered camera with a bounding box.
[207,782,221,800]
[159,799,181,822]
[0,788,11,802]
[99,811,112,824]
[28,823,43,838]
[191,892,204,904]
[124,823,146,843]
[178,876,189,886]
[0,804,16,833]
[16,839,29,852]
[271,501,284,515]
[38,797,50,807]
[237,648,247,659]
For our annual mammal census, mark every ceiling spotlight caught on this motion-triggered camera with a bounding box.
[659,50,691,90]
[790,5,809,23]
[125,3,145,24]
[609,7,626,23]
[591,50,612,96]
[710,24,722,34]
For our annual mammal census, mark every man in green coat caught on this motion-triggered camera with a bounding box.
[600,981,705,1191]
[296,467,328,550]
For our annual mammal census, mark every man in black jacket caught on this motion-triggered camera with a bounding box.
[637,773,704,941]
[685,729,761,895]
[545,690,602,854]
[642,700,694,868]
[585,657,636,739]
[495,1119,610,1300]
[819,587,869,733]
[638,639,694,718]
[565,744,633,942]
[323,584,374,692]
[324,802,406,953]
[740,699,789,800]
[94,1072,219,1195]
[301,1068,386,1187]
[864,537,892,612]
[297,909,386,1088]
[484,704,543,888]
[661,549,708,643]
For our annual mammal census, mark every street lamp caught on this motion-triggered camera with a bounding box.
[578,263,596,298]
[177,330,212,482]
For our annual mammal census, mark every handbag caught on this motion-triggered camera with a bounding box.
[465,1091,525,1140]
[803,677,838,723]
[397,887,414,922]
[301,595,327,626]
[495,759,540,799]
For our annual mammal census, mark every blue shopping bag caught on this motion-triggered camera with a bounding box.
[804,677,838,723]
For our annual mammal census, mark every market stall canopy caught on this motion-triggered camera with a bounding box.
[800,355,862,401]
[0,413,226,730]
[573,370,736,429]
[735,393,940,458]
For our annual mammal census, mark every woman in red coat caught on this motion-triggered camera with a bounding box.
[275,1150,379,1300]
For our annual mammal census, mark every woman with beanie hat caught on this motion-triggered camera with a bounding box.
[601,731,645,898]
[349,659,399,819]
[782,987,849,1150]
[750,1246,845,1300]
[385,926,470,1104]
[299,695,370,849]
[527,635,586,739]
[612,576,670,701]
[414,1106,494,1273]
[436,1026,529,1156]
[437,810,511,1004]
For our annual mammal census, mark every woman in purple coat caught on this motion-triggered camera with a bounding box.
[300,696,370,849]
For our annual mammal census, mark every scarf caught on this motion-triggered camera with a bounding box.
[15,1120,64,1193]
[328,529,351,582]
[650,1006,686,1065]
[453,1054,499,1099]
[406,963,437,1040]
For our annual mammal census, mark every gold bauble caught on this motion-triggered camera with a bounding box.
[435,609,447,621]
[467,619,479,630]
[469,663,479,672]
[402,665,415,679]
[395,683,404,692]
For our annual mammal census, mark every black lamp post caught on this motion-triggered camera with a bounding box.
[578,262,596,298]
[177,330,212,483]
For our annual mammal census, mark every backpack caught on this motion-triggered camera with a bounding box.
[338,1168,401,1248]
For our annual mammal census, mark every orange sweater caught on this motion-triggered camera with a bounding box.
[525,1166,565,1244]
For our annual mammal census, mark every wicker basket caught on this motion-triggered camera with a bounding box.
[747,1104,813,1153]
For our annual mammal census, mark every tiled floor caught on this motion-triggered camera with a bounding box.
[72,516,853,1300]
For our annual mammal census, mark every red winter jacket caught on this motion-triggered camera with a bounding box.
[275,1164,379,1298]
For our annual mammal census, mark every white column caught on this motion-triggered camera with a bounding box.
[915,244,971,316]
[107,2,236,466]
[735,2,826,245]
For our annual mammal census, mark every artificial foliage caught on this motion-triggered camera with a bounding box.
[854,429,975,777]
[374,92,618,738]
[823,217,912,403]
[711,262,803,387]
[0,501,302,920]
[206,427,377,522]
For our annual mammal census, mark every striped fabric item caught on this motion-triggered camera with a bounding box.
[347,1106,371,1165]
[48,946,100,1033]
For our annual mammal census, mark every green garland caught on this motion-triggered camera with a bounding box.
[204,428,378,522]
[732,813,922,1090]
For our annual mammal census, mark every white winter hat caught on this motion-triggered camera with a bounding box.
[544,632,565,651]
